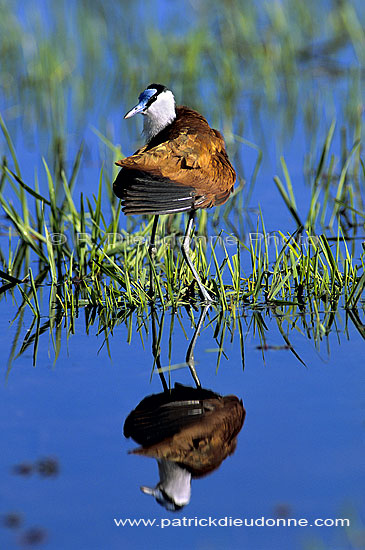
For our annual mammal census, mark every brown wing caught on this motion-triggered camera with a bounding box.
[113,107,236,215]
[123,384,222,447]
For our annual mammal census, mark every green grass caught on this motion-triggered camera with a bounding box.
[0,0,364,368]
[0,114,364,308]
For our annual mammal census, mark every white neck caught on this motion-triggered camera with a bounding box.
[143,90,176,142]
[158,459,191,506]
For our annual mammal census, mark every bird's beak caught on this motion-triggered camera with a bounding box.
[124,101,146,119]
[140,485,157,496]
[124,88,157,119]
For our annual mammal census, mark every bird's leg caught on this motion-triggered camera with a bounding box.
[148,215,159,300]
[186,304,210,388]
[181,211,214,304]
[151,303,168,392]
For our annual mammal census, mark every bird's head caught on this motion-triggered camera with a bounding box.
[124,83,176,141]
[140,484,186,512]
[140,459,191,512]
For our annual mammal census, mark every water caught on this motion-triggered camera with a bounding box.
[0,301,364,549]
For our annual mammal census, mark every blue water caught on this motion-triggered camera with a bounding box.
[0,303,364,550]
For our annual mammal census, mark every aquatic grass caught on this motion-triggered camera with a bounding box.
[273,114,365,233]
[6,258,364,371]
[0,0,364,368]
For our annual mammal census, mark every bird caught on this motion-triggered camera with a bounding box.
[113,83,236,303]
[124,383,245,511]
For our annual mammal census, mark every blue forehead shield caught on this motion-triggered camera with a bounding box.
[124,88,157,119]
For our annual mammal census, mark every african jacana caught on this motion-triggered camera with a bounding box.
[113,84,236,302]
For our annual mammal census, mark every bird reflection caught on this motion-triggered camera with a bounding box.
[123,305,246,511]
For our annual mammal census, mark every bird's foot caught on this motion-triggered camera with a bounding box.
[198,285,214,304]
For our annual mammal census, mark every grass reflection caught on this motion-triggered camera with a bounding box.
[5,286,364,372]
